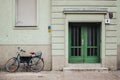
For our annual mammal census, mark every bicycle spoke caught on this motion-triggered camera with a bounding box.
[29,57,44,72]
[5,58,19,72]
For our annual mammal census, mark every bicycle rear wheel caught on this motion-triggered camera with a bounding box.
[5,57,19,72]
[29,57,44,72]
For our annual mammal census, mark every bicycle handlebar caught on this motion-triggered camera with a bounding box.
[17,47,26,53]
[20,49,26,52]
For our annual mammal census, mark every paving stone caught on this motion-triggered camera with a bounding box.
[0,71,120,80]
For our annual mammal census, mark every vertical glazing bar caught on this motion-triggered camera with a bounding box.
[73,26,75,56]
[90,27,92,46]
[87,27,89,56]
[87,27,89,46]
[95,27,97,46]
[79,26,81,56]
[72,26,75,56]
[95,26,99,56]
[70,26,72,56]
[70,26,73,56]
[71,26,72,46]
[90,27,92,56]
[79,27,81,46]
[93,27,95,46]
[93,26,95,56]
[88,27,92,46]
[97,26,99,56]
[89,48,91,56]
[73,26,76,46]
[77,26,79,46]
[77,26,79,56]
[78,48,80,56]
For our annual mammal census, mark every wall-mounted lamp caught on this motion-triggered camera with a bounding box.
[109,12,113,19]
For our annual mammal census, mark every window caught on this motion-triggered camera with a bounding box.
[15,0,37,27]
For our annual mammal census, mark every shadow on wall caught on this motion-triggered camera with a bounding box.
[117,45,120,70]
[0,45,52,72]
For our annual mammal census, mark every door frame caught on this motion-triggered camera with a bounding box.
[68,23,101,63]
[65,14,106,67]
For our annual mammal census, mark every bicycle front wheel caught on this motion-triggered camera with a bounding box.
[29,57,44,72]
[5,57,19,72]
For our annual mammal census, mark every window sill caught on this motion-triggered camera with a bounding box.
[14,26,39,30]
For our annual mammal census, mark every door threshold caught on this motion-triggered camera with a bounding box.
[67,63,102,67]
[63,67,108,72]
[64,63,108,72]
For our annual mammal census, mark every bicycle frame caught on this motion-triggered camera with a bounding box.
[5,47,44,72]
[16,47,43,64]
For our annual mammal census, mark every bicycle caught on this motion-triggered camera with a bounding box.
[5,47,44,72]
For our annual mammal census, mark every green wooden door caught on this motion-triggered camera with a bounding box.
[69,22,101,63]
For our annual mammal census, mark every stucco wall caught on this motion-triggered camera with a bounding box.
[117,0,120,44]
[117,0,120,69]
[0,45,52,70]
[51,0,117,55]
[51,0,117,70]
[0,0,52,70]
[0,0,51,44]
[52,55,64,71]
[0,0,119,71]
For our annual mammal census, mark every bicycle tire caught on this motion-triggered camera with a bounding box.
[29,57,44,72]
[5,57,19,72]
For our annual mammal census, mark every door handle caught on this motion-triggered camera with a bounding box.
[82,39,84,46]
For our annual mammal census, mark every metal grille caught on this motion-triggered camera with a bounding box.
[70,25,81,56]
[87,26,98,56]
[71,26,81,46]
[87,48,97,56]
[71,48,81,56]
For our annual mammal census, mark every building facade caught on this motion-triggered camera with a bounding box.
[0,0,119,70]
[117,0,120,69]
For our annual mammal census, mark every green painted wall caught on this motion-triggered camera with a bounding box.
[0,0,51,44]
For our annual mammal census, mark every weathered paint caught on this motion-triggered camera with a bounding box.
[51,0,117,70]
[0,0,52,70]
[0,0,51,44]
[117,0,120,69]
[0,0,119,70]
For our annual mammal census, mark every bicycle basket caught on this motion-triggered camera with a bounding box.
[35,50,42,57]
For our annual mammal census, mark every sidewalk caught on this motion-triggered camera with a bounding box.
[0,71,120,80]
[64,71,120,80]
[0,71,63,80]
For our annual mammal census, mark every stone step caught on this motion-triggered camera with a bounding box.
[63,67,108,72]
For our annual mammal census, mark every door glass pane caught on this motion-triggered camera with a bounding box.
[87,48,97,56]
[71,26,81,46]
[87,26,97,46]
[87,27,92,46]
[70,23,82,57]
[71,48,81,56]
[87,26,99,57]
